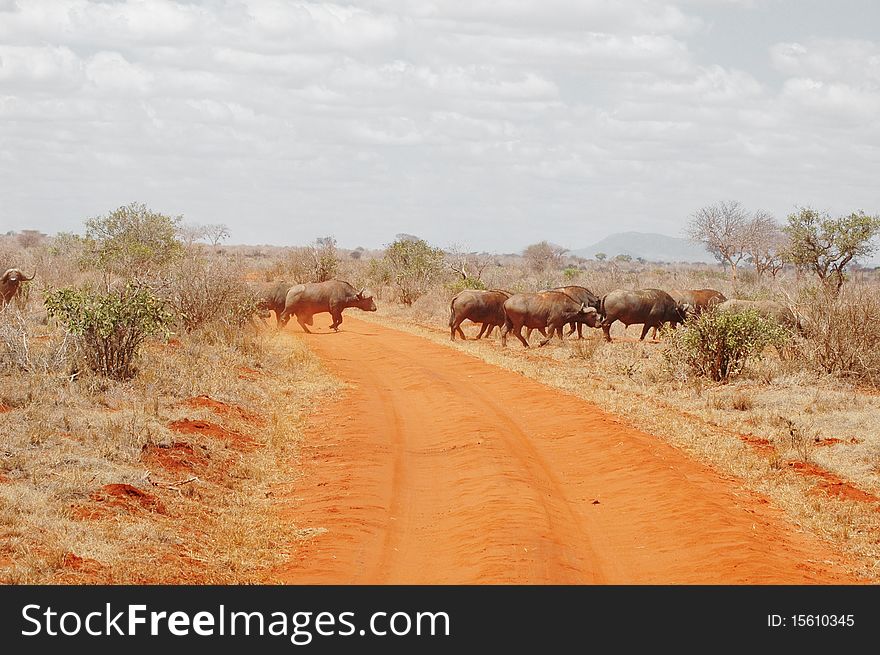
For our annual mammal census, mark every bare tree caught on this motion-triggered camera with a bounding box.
[204,224,230,249]
[522,241,567,274]
[686,200,751,281]
[446,243,493,286]
[178,223,208,248]
[745,211,787,279]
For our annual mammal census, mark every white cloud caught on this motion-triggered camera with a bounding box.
[771,39,880,85]
[1,1,879,251]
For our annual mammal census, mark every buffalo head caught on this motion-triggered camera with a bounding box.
[578,304,601,328]
[676,302,695,322]
[1,268,36,305]
[355,287,378,312]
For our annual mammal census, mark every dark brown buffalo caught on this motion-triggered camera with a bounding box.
[600,288,689,342]
[1,268,35,306]
[651,288,726,338]
[449,289,511,340]
[280,279,377,332]
[256,280,292,326]
[549,285,601,338]
[501,291,600,348]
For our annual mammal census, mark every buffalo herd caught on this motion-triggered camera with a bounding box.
[447,285,801,348]
[251,279,800,347]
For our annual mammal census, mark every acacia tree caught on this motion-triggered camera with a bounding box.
[686,200,752,281]
[523,241,567,274]
[784,207,880,292]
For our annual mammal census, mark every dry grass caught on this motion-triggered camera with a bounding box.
[357,302,880,581]
[0,319,338,584]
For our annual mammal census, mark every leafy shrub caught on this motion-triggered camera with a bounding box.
[45,284,172,380]
[369,238,446,305]
[446,277,487,294]
[665,309,789,382]
[80,202,183,282]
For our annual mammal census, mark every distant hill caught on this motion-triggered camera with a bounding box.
[571,231,715,264]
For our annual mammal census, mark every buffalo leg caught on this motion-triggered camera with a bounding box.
[639,323,652,341]
[475,323,489,339]
[539,325,564,347]
[295,314,312,334]
[500,320,511,347]
[456,324,468,339]
[601,321,613,342]
[527,326,547,343]
[329,308,344,331]
[514,325,530,348]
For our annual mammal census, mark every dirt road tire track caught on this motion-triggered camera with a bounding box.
[275,315,858,584]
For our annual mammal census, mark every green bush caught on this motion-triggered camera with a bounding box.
[446,277,487,294]
[370,238,446,305]
[45,284,173,380]
[81,202,183,281]
[665,309,789,382]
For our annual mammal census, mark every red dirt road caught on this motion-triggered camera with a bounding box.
[275,315,858,584]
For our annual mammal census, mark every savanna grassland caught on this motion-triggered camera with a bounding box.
[2,206,880,582]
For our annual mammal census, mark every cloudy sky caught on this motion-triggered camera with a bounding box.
[1,0,879,253]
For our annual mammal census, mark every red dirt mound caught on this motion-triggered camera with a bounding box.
[183,395,266,426]
[168,418,256,450]
[0,404,11,413]
[142,442,207,475]
[787,461,880,505]
[739,434,775,455]
[74,484,167,519]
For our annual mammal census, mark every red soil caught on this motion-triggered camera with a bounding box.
[787,461,880,505]
[739,434,776,455]
[168,418,256,450]
[0,404,11,413]
[736,435,878,507]
[73,483,167,520]
[142,442,208,475]
[183,395,266,426]
[273,314,862,584]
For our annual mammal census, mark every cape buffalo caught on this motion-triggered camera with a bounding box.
[600,288,689,342]
[280,279,377,333]
[715,299,801,330]
[651,288,726,338]
[548,285,601,338]
[1,268,35,306]
[501,291,600,348]
[449,289,511,340]
[256,280,293,326]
